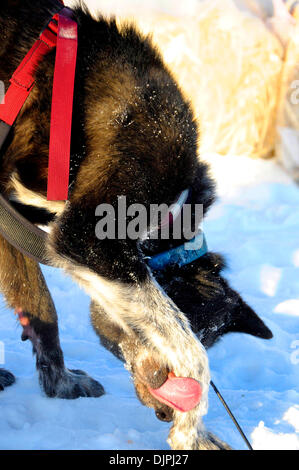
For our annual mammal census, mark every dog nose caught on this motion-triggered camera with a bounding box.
[155,407,173,422]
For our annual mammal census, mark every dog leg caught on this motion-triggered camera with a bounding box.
[90,299,230,449]
[49,207,228,448]
[90,300,174,422]
[73,272,210,448]
[0,235,104,398]
[0,369,15,391]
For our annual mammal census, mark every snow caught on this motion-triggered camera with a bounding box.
[0,154,298,450]
[203,154,299,450]
[274,299,299,317]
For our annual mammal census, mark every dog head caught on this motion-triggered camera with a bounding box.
[152,252,273,349]
[129,250,272,423]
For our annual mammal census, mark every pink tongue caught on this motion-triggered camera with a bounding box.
[148,373,202,412]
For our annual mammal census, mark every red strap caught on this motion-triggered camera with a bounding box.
[47,11,78,200]
[0,6,77,202]
[0,27,57,126]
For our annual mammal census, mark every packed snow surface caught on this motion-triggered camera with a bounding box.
[0,153,298,450]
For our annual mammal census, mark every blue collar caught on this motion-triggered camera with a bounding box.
[146,231,208,271]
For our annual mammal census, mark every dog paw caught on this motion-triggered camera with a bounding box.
[39,366,104,399]
[196,432,232,450]
[0,368,15,391]
[129,354,174,422]
[134,377,174,422]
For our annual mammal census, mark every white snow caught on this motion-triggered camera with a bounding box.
[251,420,299,450]
[203,154,299,450]
[260,265,282,297]
[274,299,299,317]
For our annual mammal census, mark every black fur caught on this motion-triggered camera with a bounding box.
[0,369,15,391]
[153,253,272,348]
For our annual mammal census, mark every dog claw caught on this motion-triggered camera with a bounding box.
[196,432,232,450]
[64,369,105,398]
[39,366,105,399]
[68,369,88,376]
[0,368,15,390]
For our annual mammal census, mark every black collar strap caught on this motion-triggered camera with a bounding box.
[0,194,49,265]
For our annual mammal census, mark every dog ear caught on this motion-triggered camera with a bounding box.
[192,254,273,340]
[228,295,273,340]
[154,253,273,345]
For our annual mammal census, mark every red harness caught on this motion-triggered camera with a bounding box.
[0,1,77,201]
